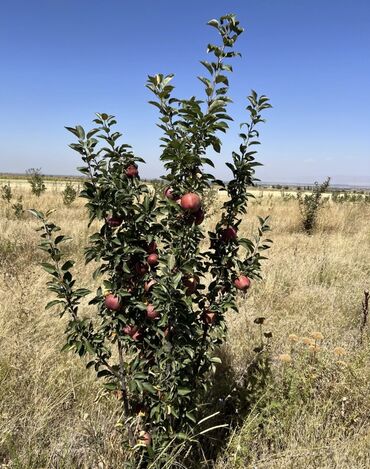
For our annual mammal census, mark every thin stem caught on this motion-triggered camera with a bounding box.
[117,340,135,445]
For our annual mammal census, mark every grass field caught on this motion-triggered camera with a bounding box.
[0,184,369,468]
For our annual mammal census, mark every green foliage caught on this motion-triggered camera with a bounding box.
[297,177,330,233]
[12,196,24,219]
[332,191,370,204]
[32,14,272,466]
[1,183,12,203]
[62,182,78,206]
[26,168,46,197]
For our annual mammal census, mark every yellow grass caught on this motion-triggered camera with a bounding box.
[0,185,369,468]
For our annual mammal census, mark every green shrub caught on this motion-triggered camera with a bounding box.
[62,182,78,206]
[12,196,24,219]
[1,183,12,203]
[297,177,330,233]
[26,168,46,197]
[32,14,272,467]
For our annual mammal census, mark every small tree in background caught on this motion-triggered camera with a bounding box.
[32,14,272,466]
[26,168,46,197]
[12,196,24,219]
[62,182,78,206]
[1,183,12,204]
[297,177,330,233]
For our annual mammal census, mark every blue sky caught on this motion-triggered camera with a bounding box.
[0,0,369,185]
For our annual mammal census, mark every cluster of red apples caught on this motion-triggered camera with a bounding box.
[104,165,251,337]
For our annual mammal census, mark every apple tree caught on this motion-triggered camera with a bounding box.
[32,14,272,467]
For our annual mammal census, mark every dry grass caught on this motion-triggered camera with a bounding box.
[0,186,369,468]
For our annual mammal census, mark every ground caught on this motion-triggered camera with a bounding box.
[0,182,369,468]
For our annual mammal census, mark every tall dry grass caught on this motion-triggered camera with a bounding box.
[0,186,369,468]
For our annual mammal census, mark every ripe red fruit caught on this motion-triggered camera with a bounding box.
[194,208,205,225]
[202,310,217,325]
[147,241,157,254]
[123,325,141,340]
[183,276,198,295]
[106,216,123,228]
[138,431,152,446]
[234,275,251,291]
[131,330,142,341]
[147,253,159,267]
[144,279,157,292]
[135,262,149,276]
[164,186,178,200]
[180,193,201,213]
[104,294,121,311]
[125,164,139,178]
[221,226,238,241]
[146,303,159,320]
[123,325,136,336]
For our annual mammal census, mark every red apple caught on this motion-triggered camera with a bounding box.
[125,164,139,178]
[135,262,149,276]
[131,329,142,341]
[164,186,178,200]
[221,226,238,241]
[146,303,159,320]
[180,193,201,213]
[123,325,141,340]
[106,216,123,228]
[147,253,159,267]
[147,241,157,254]
[105,294,121,311]
[144,279,157,292]
[138,431,152,446]
[202,310,217,325]
[234,275,251,291]
[122,325,135,336]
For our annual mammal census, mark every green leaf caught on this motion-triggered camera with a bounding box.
[200,60,213,74]
[60,343,74,352]
[76,125,85,139]
[28,208,44,219]
[97,369,112,378]
[103,382,119,391]
[178,387,192,396]
[65,126,80,137]
[74,288,91,298]
[207,19,219,29]
[186,412,197,423]
[45,299,65,310]
[84,340,95,354]
[210,357,222,364]
[167,254,176,271]
[61,260,74,271]
[142,382,156,394]
[55,235,71,245]
[40,263,58,275]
